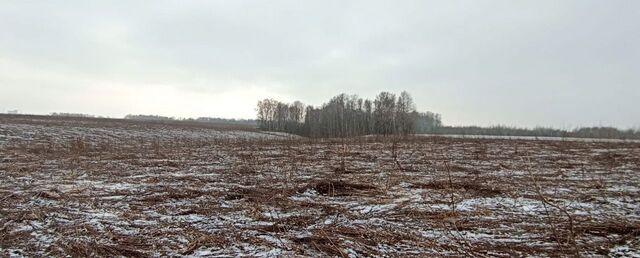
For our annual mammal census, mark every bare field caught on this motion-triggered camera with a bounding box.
[1,115,639,257]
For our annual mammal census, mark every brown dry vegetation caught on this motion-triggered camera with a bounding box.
[1,115,639,257]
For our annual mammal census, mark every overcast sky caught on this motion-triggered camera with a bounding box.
[1,1,638,128]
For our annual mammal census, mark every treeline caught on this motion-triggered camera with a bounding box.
[50,112,97,118]
[124,114,257,126]
[434,126,640,140]
[194,117,257,126]
[257,91,442,137]
[570,127,640,139]
[124,114,175,121]
[255,92,639,140]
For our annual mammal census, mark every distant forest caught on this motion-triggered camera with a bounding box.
[22,97,637,140]
[257,92,640,140]
[124,114,256,126]
[256,91,441,138]
[436,125,640,140]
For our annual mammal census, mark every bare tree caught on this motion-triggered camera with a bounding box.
[257,91,441,138]
[396,91,416,135]
[374,92,397,136]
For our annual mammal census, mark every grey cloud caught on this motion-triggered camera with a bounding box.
[0,0,638,128]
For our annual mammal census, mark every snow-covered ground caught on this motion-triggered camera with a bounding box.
[0,115,639,257]
[418,133,640,143]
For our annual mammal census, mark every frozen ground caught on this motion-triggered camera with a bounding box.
[0,115,639,257]
[418,134,640,143]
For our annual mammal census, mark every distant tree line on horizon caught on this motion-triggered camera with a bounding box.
[124,114,256,126]
[256,91,442,138]
[20,105,638,140]
[50,112,98,118]
[435,125,640,140]
[256,91,640,140]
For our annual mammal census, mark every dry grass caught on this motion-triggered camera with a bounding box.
[299,180,380,197]
[1,115,639,257]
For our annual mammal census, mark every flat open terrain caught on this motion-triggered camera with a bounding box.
[1,115,639,257]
